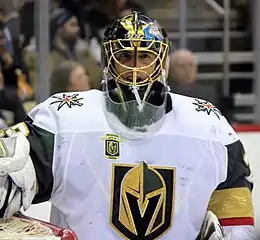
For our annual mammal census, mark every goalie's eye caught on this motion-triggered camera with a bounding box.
[137,52,156,65]
[116,52,133,63]
[138,52,150,60]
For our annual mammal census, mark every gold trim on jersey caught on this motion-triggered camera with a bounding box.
[0,140,7,157]
[207,187,254,219]
[0,122,30,137]
[110,162,176,239]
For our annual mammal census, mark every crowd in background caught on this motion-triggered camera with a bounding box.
[0,0,251,129]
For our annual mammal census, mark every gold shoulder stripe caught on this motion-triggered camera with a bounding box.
[0,140,7,157]
[208,187,254,219]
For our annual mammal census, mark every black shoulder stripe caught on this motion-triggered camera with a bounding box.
[216,140,253,191]
[25,116,55,203]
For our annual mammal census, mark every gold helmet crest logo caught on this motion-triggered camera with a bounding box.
[110,162,176,239]
[120,14,151,39]
[120,162,166,235]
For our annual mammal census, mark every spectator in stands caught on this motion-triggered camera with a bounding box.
[50,8,80,59]
[49,8,101,90]
[0,7,13,54]
[19,1,34,51]
[168,49,198,90]
[168,49,216,99]
[168,49,232,121]
[50,60,91,95]
[0,70,7,129]
[0,20,32,101]
[56,0,87,40]
[0,66,26,126]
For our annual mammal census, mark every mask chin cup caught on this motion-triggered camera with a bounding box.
[103,83,168,141]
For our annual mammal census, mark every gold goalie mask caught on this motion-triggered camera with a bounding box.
[102,11,171,140]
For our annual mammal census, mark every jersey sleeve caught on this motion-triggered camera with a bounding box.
[207,115,254,227]
[0,100,57,204]
[27,101,57,203]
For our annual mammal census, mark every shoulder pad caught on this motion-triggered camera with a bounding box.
[192,98,238,144]
[28,97,57,134]
[37,90,105,133]
[171,94,239,145]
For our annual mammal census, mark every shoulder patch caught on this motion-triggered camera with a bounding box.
[50,93,84,111]
[192,99,223,120]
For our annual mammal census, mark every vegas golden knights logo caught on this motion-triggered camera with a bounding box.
[110,162,175,239]
[101,134,123,160]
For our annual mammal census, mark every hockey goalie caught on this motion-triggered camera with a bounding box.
[0,11,256,240]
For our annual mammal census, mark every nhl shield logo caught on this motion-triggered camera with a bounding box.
[110,162,176,239]
[101,134,123,160]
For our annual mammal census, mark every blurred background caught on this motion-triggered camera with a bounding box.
[1,0,260,233]
[0,0,258,126]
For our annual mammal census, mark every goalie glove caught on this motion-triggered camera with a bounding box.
[197,211,227,240]
[0,135,37,219]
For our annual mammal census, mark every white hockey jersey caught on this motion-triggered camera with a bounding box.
[17,90,252,240]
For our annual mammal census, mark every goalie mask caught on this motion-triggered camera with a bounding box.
[102,11,170,140]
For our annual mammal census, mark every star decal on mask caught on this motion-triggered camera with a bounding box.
[192,99,223,119]
[50,93,84,111]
